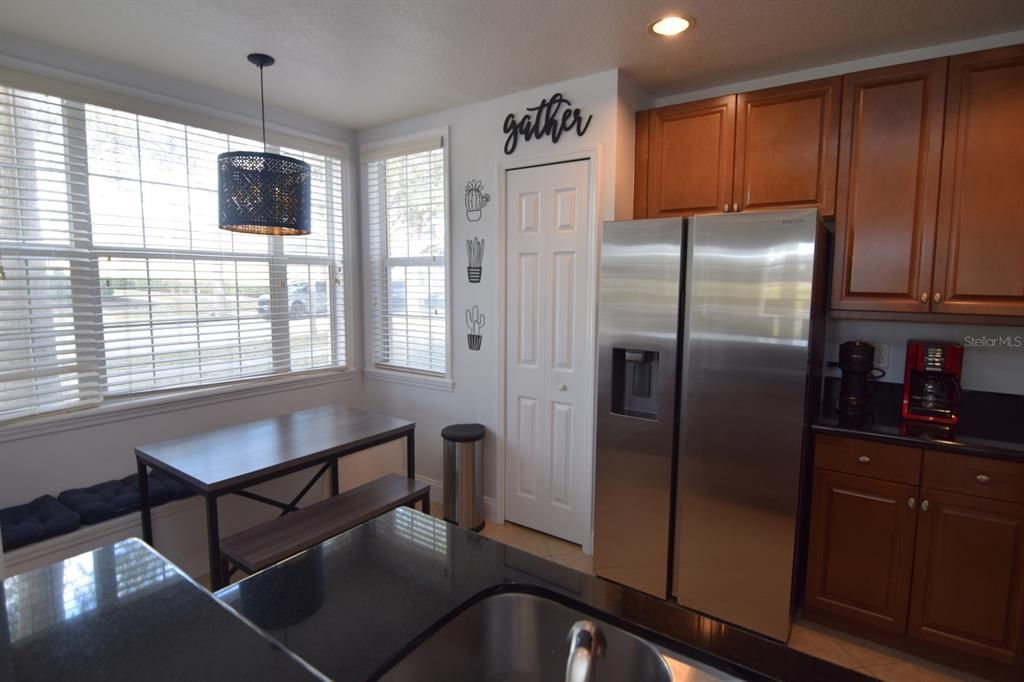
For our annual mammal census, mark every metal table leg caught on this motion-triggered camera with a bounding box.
[330,457,339,496]
[205,495,225,590]
[137,458,153,545]
[406,430,415,480]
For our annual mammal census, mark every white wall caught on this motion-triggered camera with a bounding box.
[825,319,1024,395]
[357,70,641,518]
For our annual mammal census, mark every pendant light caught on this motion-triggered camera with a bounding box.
[218,53,311,236]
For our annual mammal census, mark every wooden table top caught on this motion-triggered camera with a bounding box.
[135,405,414,493]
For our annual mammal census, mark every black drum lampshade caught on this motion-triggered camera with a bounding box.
[218,53,311,236]
[218,151,311,235]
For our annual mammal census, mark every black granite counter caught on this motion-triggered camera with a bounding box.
[218,508,868,682]
[813,378,1024,461]
[0,538,325,682]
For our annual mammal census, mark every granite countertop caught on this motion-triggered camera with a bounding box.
[218,508,868,682]
[812,378,1024,461]
[0,538,325,682]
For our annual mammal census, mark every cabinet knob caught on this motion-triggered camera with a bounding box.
[920,292,929,303]
[557,384,568,391]
[908,497,916,509]
[732,203,738,212]
[723,204,729,213]
[857,455,871,464]
[976,474,991,484]
[933,292,942,303]
[921,500,930,512]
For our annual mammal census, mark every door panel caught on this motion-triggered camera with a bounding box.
[734,77,841,214]
[805,470,918,632]
[644,96,735,217]
[831,59,946,313]
[933,45,1024,315]
[909,488,1024,663]
[506,160,591,544]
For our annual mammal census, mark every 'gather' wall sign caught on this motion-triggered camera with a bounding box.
[502,93,592,155]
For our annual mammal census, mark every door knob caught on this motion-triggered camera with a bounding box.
[933,292,942,303]
[908,497,916,509]
[920,292,929,303]
[557,384,568,391]
[921,500,930,512]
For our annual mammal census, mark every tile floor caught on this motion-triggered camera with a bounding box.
[469,512,986,682]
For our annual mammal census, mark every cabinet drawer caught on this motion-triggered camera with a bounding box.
[922,450,1024,504]
[814,435,921,485]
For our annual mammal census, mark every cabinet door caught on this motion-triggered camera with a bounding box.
[909,489,1024,664]
[831,59,946,313]
[642,96,735,217]
[932,45,1024,315]
[806,470,918,632]
[734,77,841,215]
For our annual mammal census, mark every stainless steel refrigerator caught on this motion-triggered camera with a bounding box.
[593,208,826,642]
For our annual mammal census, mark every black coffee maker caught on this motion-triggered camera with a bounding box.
[834,341,877,427]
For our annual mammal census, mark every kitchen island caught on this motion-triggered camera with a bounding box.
[2,510,869,681]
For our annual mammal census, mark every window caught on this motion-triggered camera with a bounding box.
[0,84,348,422]
[364,136,447,376]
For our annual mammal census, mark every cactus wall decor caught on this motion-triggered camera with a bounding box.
[465,179,490,222]
[466,237,484,283]
[466,305,486,351]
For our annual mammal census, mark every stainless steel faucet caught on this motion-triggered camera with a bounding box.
[566,620,606,682]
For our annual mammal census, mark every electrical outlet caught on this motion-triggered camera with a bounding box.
[871,342,889,370]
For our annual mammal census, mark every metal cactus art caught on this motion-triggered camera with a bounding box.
[466,305,486,351]
[465,179,490,222]
[466,237,484,283]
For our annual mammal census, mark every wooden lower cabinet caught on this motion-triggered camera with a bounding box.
[908,488,1024,664]
[806,469,918,632]
[807,435,1024,672]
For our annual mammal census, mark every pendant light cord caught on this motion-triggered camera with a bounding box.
[259,64,267,152]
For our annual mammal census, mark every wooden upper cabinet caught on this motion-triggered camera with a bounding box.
[909,489,1024,664]
[636,96,735,218]
[831,59,947,313]
[733,77,841,215]
[805,469,918,633]
[932,45,1024,316]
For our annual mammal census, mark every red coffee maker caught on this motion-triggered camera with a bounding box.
[902,341,963,425]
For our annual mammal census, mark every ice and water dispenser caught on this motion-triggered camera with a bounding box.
[610,349,660,420]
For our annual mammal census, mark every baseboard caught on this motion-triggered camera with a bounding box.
[4,496,201,577]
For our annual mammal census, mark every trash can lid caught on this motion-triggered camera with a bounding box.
[442,423,486,443]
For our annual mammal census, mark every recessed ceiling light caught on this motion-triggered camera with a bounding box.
[648,15,692,37]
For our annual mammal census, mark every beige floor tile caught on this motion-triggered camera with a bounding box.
[788,623,860,669]
[864,660,985,682]
[549,551,594,575]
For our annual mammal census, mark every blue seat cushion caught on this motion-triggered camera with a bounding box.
[59,476,171,525]
[149,472,194,501]
[0,495,81,551]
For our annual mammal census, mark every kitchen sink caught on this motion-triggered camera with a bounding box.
[377,591,738,681]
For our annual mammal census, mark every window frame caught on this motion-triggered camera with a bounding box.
[0,68,357,427]
[361,128,453,390]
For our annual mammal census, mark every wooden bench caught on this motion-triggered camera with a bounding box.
[220,473,430,575]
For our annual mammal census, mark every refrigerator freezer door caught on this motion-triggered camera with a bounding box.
[674,208,819,641]
[594,218,684,598]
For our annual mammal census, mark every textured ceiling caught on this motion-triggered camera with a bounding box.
[1,0,1023,130]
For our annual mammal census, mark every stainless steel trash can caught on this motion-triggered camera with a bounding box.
[442,423,485,531]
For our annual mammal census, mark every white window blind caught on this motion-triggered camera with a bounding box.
[0,84,347,422]
[365,140,447,376]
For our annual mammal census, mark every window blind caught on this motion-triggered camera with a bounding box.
[365,141,447,376]
[0,84,347,422]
